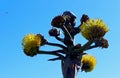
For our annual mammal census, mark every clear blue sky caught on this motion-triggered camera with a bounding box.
[0,0,120,78]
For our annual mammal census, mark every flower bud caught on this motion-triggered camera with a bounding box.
[49,28,60,36]
[80,14,89,24]
[62,11,76,27]
[51,15,65,28]
[95,38,109,48]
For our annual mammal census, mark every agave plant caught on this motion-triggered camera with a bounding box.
[22,11,109,78]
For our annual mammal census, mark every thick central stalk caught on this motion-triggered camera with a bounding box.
[61,55,82,78]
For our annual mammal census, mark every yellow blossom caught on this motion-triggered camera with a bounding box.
[81,54,97,72]
[80,19,109,40]
[22,33,42,56]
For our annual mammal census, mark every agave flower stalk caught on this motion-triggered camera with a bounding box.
[22,11,109,78]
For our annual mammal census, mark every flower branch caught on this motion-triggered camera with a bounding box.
[45,42,67,50]
[55,36,64,43]
[38,50,65,59]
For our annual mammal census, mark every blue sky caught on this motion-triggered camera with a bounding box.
[0,0,120,78]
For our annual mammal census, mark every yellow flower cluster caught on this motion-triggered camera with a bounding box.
[80,19,109,40]
[22,33,42,56]
[81,54,97,72]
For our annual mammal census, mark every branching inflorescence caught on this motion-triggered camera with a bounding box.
[22,11,109,78]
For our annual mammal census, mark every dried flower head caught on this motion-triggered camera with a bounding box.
[51,15,65,28]
[22,33,42,57]
[81,54,97,72]
[80,19,109,41]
